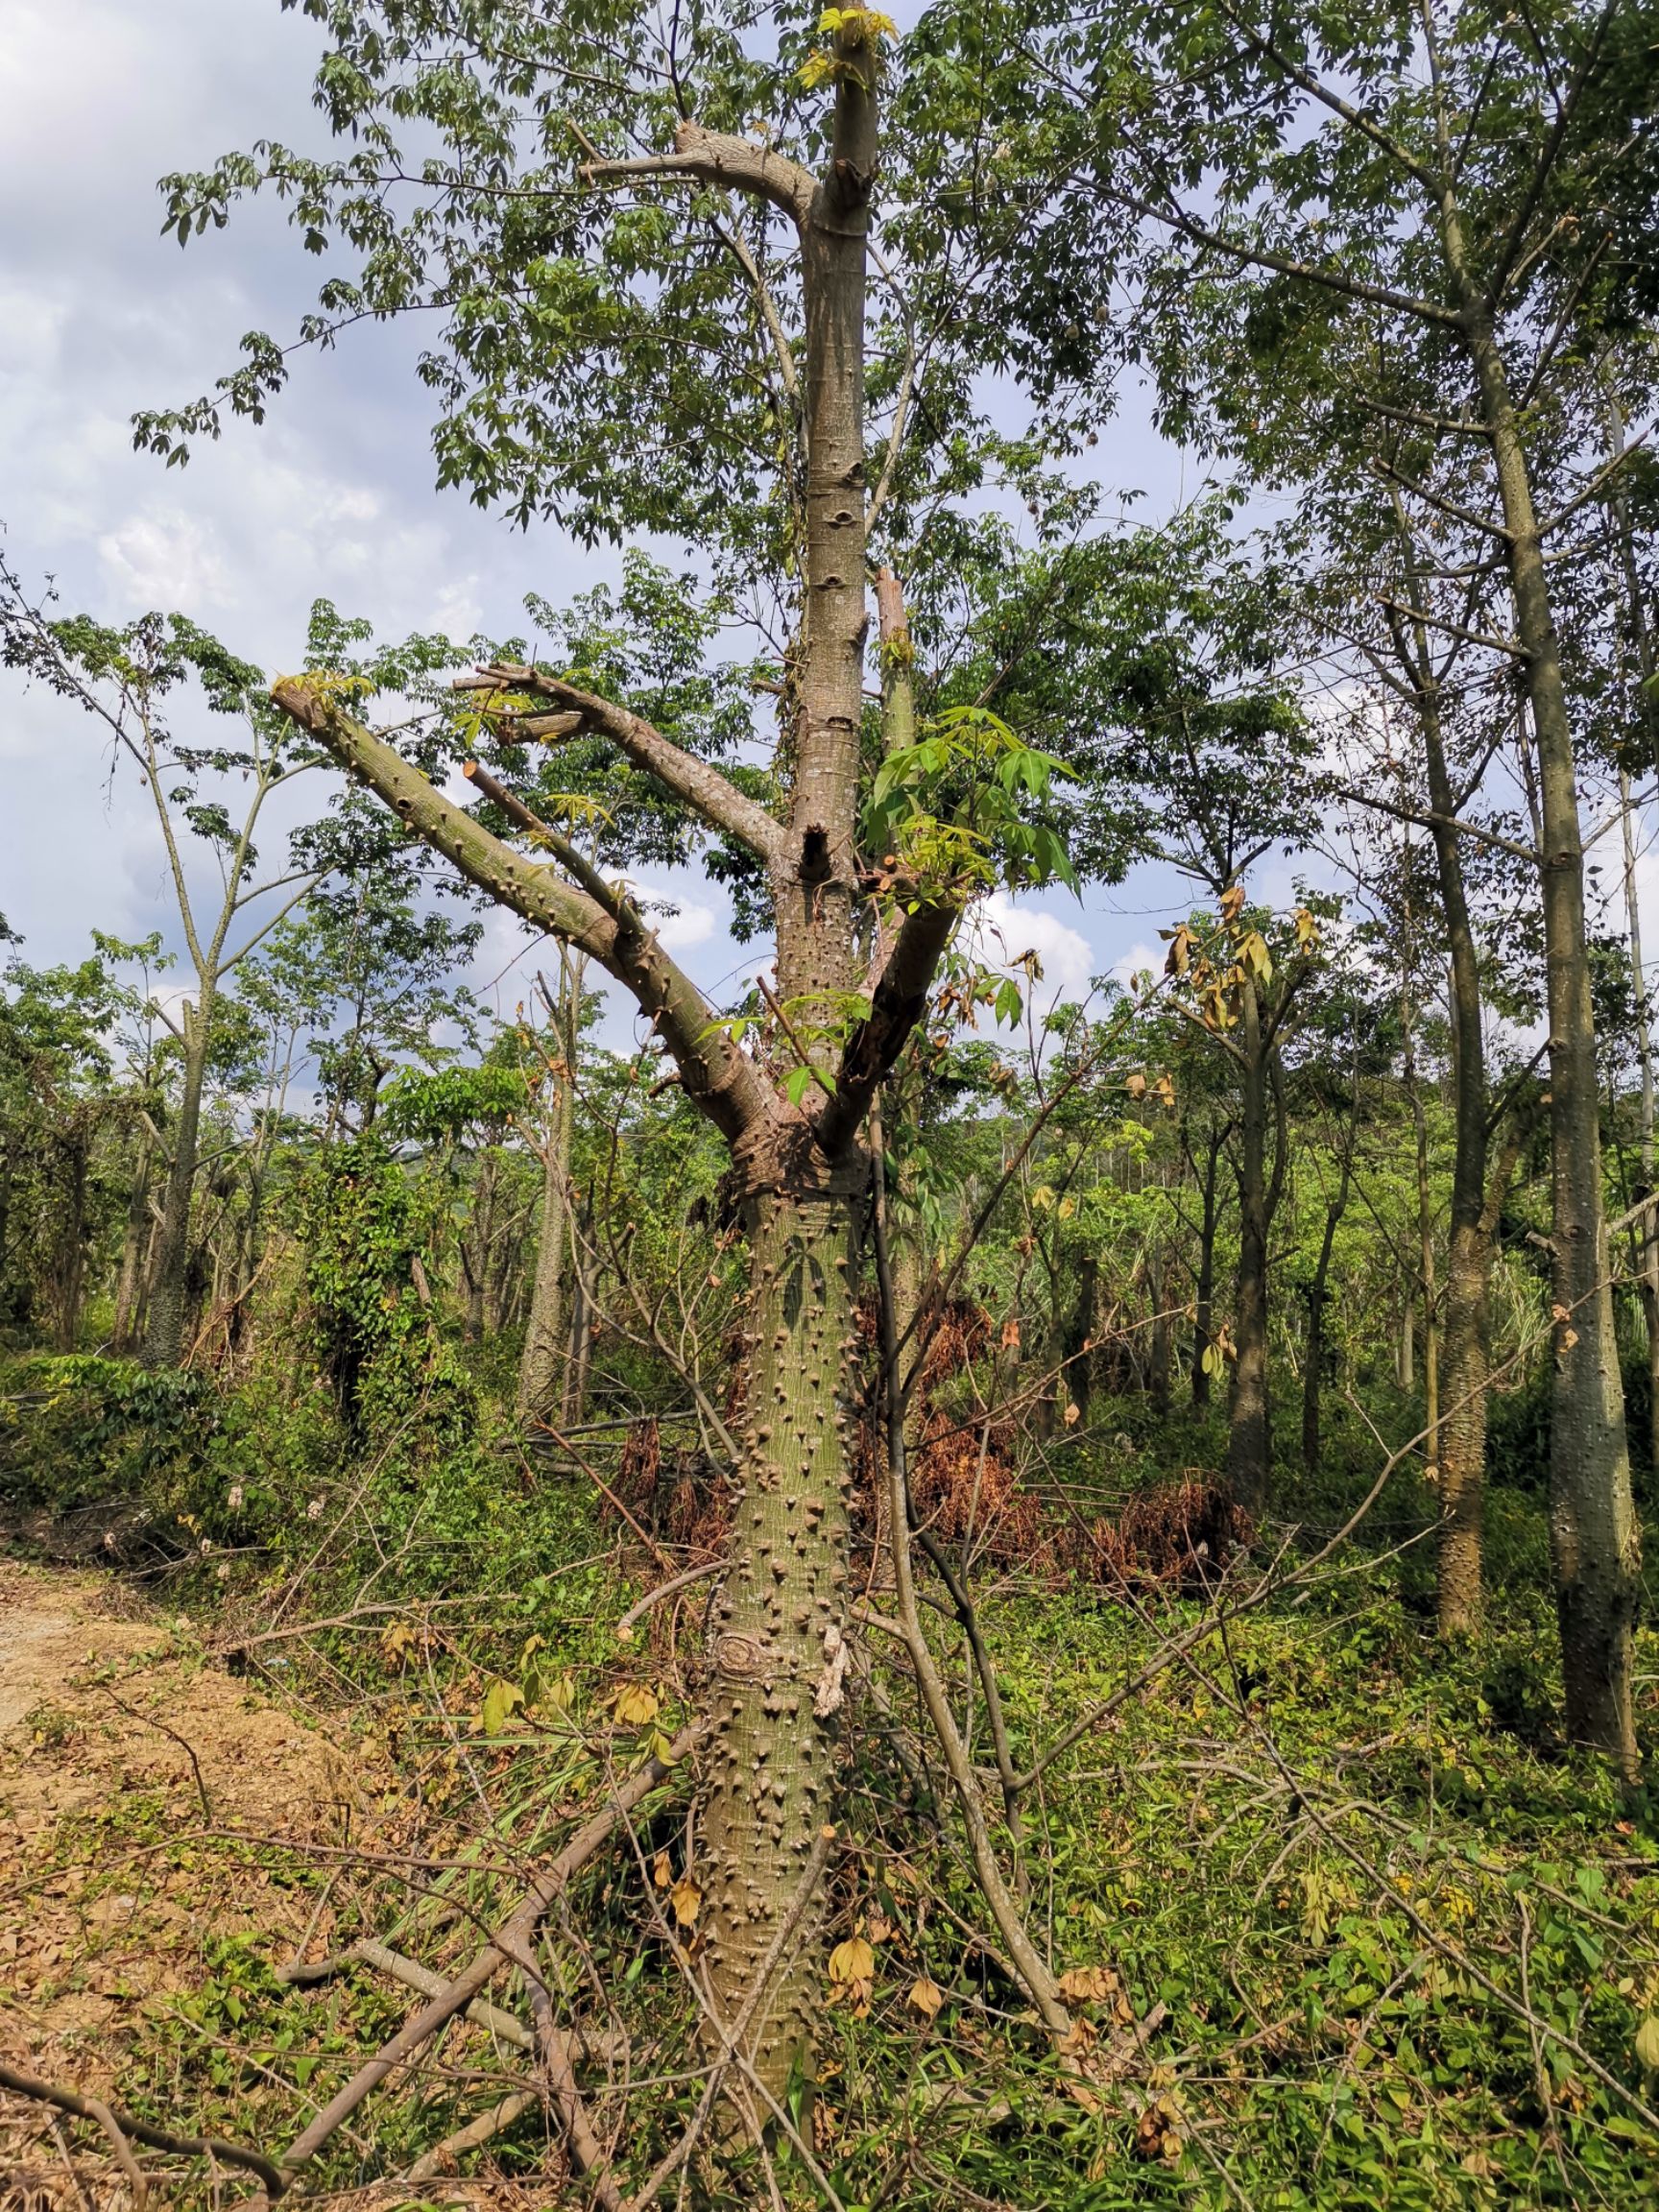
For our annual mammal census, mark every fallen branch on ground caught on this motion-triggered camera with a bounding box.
[0,2059,283,2197]
[265,1720,704,2197]
[278,1938,538,2054]
[402,2089,541,2186]
[524,1965,624,2210]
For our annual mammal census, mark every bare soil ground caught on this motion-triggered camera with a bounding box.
[0,1554,373,2204]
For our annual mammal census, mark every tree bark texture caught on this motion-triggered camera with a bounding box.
[519,955,582,1427]
[1417,661,1494,1637]
[1190,1127,1221,1407]
[1454,278,1641,1770]
[1226,976,1272,1506]
[142,996,212,1369]
[1301,1144,1352,1478]
[698,1188,856,2090]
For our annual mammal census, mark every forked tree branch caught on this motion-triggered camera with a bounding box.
[458,662,786,867]
[0,2060,282,2196]
[1111,184,1461,325]
[271,683,771,1144]
[814,897,962,1152]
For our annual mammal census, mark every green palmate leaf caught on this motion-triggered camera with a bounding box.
[784,1063,835,1110]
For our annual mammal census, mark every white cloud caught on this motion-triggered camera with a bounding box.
[99,509,231,609]
[968,891,1098,1015]
[1111,939,1163,992]
[656,902,716,951]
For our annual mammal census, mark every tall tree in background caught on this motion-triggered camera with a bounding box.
[1002,0,1658,1767]
[0,564,327,1369]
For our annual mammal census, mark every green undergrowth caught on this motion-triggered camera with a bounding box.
[30,1543,1658,2209]
[8,1354,1659,2205]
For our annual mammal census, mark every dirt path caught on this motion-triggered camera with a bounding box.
[0,1573,166,1735]
[0,1554,382,2192]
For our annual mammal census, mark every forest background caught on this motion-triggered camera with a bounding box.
[2,4,1659,2210]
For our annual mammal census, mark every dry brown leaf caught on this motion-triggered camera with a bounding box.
[1057,1963,1120,2005]
[829,1936,875,1985]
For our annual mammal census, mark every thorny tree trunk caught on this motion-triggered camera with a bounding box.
[700,1191,857,2093]
[1063,1252,1100,1423]
[112,1127,154,1353]
[698,47,879,2096]
[1402,986,1440,1490]
[461,1150,497,1343]
[1448,257,1641,1769]
[564,1210,594,1431]
[50,1131,89,1353]
[274,24,988,2104]
[1145,1247,1170,1420]
[1608,385,1659,1478]
[483,1190,517,1336]
[1621,776,1659,1477]
[1226,975,1273,1506]
[143,992,213,1369]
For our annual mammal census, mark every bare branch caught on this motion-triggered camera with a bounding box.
[1114,186,1460,326]
[1216,0,1446,197]
[582,120,815,228]
[459,662,785,867]
[1331,781,1539,864]
[271,682,772,1145]
[270,1721,704,2193]
[0,2059,282,2196]
[814,898,962,1152]
[1375,596,1525,660]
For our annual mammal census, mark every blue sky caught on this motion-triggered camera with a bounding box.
[0,0,1313,1063]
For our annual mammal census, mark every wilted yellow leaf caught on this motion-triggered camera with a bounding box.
[652,1850,672,1890]
[1124,1071,1147,1098]
[906,1976,944,2020]
[829,1937,876,1985]
[536,1670,576,1715]
[670,1874,703,1927]
[480,1678,524,1735]
[613,1683,661,1726]
[1063,1400,1081,1427]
